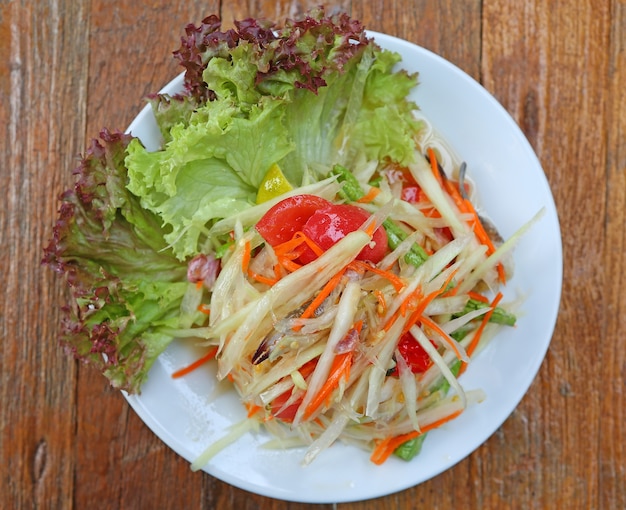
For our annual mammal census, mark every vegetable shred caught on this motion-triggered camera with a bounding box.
[43,8,539,468]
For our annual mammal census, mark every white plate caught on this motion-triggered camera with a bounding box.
[124,32,562,503]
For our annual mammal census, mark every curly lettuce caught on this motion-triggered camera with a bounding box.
[44,8,423,392]
[43,130,189,392]
[126,8,421,260]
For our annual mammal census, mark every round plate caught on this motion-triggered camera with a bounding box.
[124,32,562,503]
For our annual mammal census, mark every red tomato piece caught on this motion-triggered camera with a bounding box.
[396,332,436,374]
[256,194,333,246]
[401,186,423,203]
[270,390,302,423]
[298,204,387,264]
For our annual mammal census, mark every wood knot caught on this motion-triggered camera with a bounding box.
[31,438,48,484]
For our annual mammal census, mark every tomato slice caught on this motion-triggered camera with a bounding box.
[269,359,317,422]
[256,194,332,246]
[396,332,436,374]
[270,391,302,423]
[299,203,387,264]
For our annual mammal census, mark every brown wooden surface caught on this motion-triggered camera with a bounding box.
[1,0,624,508]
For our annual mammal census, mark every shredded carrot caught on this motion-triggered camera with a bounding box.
[400,288,422,317]
[441,178,469,216]
[298,231,324,257]
[241,240,252,273]
[414,268,457,316]
[460,292,504,375]
[419,315,465,361]
[370,408,463,465]
[171,346,218,379]
[272,233,306,256]
[460,197,506,284]
[197,304,211,315]
[427,147,443,186]
[401,269,458,335]
[496,263,507,285]
[303,352,353,420]
[246,403,262,418]
[295,268,346,329]
[422,206,442,219]
[350,260,405,292]
[353,319,364,334]
[356,186,381,203]
[247,269,279,286]
[278,255,303,273]
[195,280,203,290]
[383,306,404,332]
[468,291,489,303]
[364,221,378,237]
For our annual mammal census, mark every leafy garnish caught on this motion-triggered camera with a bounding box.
[43,130,188,393]
[44,8,424,391]
[126,7,421,259]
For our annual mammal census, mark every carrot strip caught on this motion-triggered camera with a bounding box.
[401,268,458,334]
[356,186,381,203]
[468,291,489,303]
[441,177,469,215]
[246,403,262,418]
[461,197,506,284]
[241,240,252,273]
[400,288,422,317]
[247,269,278,286]
[370,408,463,465]
[278,256,302,273]
[171,346,218,379]
[420,315,465,361]
[460,292,504,375]
[272,233,306,256]
[197,304,211,315]
[383,306,404,332]
[302,352,352,420]
[298,231,324,257]
[427,148,443,186]
[350,260,405,291]
[496,263,507,284]
[297,268,346,323]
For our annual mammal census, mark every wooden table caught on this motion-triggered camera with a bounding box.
[2,1,624,508]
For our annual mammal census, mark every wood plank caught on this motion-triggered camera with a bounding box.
[600,1,626,508]
[3,1,622,508]
[71,2,220,509]
[352,0,482,80]
[0,1,90,508]
[481,0,612,507]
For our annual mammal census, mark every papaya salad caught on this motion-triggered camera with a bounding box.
[43,9,541,469]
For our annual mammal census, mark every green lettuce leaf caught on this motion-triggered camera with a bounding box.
[43,130,189,393]
[126,8,420,260]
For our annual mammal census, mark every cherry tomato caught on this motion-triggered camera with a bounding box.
[270,390,302,423]
[385,166,417,186]
[401,185,427,203]
[396,332,436,374]
[256,194,332,246]
[298,203,387,264]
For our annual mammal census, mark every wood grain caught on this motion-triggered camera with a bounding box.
[1,0,624,508]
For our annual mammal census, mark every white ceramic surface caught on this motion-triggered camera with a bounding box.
[124,32,562,503]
